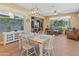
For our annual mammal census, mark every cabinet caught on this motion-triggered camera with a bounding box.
[2,31,24,45]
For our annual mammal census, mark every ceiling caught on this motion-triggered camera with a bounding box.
[16,3,79,16]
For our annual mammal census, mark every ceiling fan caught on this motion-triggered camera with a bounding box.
[50,5,64,15]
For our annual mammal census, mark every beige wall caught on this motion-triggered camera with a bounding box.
[44,13,79,30]
[70,13,79,28]
[43,17,49,33]
[0,3,31,33]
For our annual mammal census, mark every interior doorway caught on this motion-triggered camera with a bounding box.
[31,16,43,33]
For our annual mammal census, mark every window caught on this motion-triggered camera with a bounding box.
[0,9,24,33]
[50,16,71,29]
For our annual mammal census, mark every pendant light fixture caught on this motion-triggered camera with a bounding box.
[30,1,40,16]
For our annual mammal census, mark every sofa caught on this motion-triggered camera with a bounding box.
[66,28,79,41]
[50,27,63,35]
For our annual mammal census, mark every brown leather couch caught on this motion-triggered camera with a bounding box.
[66,29,79,41]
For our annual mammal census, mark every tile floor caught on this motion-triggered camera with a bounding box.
[0,34,79,56]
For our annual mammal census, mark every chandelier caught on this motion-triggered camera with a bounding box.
[31,3,40,16]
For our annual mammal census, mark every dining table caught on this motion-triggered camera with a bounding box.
[26,33,50,56]
[32,38,48,56]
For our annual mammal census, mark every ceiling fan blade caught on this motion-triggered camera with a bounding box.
[53,10,65,15]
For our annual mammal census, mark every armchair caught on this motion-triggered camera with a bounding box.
[66,28,79,41]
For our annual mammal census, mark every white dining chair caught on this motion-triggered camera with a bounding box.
[19,33,37,56]
[42,35,55,56]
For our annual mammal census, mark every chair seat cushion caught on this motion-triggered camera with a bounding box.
[22,44,33,50]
